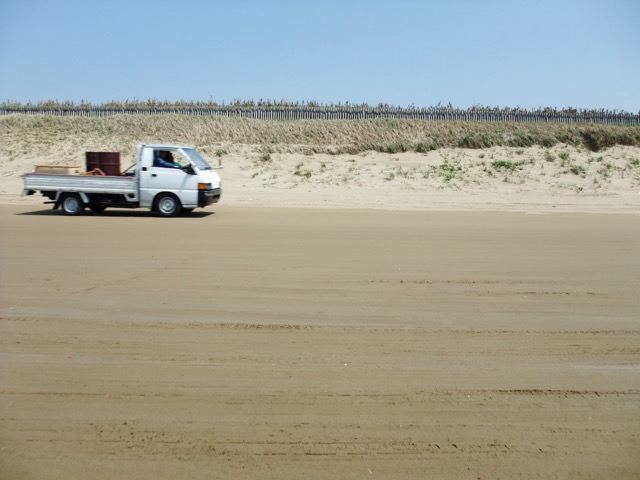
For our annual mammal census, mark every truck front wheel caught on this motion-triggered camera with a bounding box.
[60,193,85,216]
[155,193,182,217]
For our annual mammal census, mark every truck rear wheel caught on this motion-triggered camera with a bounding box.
[155,193,182,217]
[60,193,85,216]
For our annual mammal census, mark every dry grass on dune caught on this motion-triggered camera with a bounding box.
[2,114,640,161]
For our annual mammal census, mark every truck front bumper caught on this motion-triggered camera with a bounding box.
[199,187,222,207]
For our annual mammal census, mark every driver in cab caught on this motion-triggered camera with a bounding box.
[154,150,182,169]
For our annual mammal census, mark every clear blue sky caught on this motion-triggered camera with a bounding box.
[1,0,638,111]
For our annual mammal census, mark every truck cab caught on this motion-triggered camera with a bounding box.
[137,144,222,215]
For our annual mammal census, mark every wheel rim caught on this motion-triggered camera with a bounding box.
[63,195,81,214]
[158,196,177,215]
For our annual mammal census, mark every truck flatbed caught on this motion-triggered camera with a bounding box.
[23,173,138,196]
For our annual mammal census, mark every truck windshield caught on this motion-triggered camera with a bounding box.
[182,148,213,170]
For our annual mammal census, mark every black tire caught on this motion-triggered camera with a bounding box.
[155,193,182,217]
[60,193,85,216]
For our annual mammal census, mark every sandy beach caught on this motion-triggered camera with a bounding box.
[1,144,639,479]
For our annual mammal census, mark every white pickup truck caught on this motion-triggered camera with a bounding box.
[23,143,222,216]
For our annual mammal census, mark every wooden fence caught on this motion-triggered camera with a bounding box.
[1,106,638,126]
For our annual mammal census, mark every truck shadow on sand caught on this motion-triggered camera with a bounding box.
[18,209,216,218]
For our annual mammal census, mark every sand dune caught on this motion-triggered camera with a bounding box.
[2,144,639,213]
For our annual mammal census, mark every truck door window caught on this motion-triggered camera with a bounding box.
[153,150,186,169]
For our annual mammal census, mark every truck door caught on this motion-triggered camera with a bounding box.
[138,149,199,208]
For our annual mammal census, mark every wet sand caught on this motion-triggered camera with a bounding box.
[1,204,639,479]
